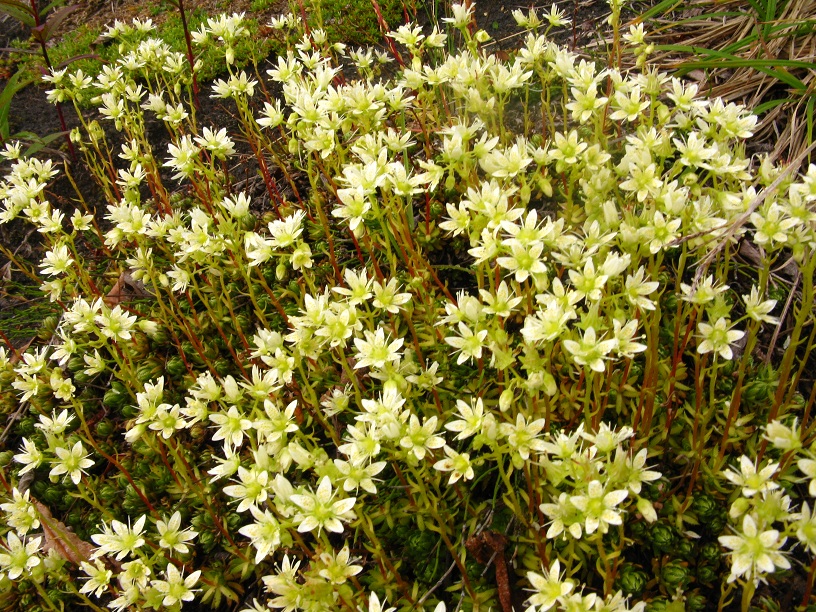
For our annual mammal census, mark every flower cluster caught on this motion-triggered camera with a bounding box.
[1,0,815,610]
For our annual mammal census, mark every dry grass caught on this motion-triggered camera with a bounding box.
[642,0,816,166]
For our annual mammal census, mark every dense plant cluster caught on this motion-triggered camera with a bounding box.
[1,2,816,610]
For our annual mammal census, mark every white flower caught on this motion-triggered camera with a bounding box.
[156,511,198,554]
[433,445,475,485]
[209,405,253,452]
[224,466,270,513]
[151,563,201,607]
[441,2,474,29]
[763,418,801,452]
[239,505,285,564]
[371,278,412,313]
[95,305,137,342]
[194,126,235,160]
[91,515,147,560]
[568,480,628,536]
[524,559,574,612]
[697,317,744,360]
[79,559,113,596]
[13,438,43,475]
[562,327,617,372]
[0,488,40,535]
[743,286,778,325]
[719,513,789,584]
[723,456,778,497]
[794,502,816,555]
[50,440,94,485]
[354,327,404,370]
[499,413,547,467]
[318,545,362,585]
[399,415,446,461]
[290,476,357,534]
[0,533,41,580]
[334,459,386,494]
[445,321,488,365]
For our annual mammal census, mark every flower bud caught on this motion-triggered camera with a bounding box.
[474,29,490,43]
[499,389,514,412]
[637,496,657,523]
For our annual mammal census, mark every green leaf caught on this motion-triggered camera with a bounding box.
[0,0,35,27]
[41,4,78,41]
[0,45,39,55]
[752,97,792,115]
[806,96,814,164]
[56,52,100,70]
[632,0,686,22]
[0,0,34,14]
[38,0,67,18]
[655,44,810,90]
[0,69,35,139]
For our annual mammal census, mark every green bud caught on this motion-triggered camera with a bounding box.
[67,355,85,372]
[136,359,165,384]
[675,538,694,560]
[128,332,151,359]
[519,181,531,205]
[240,214,256,231]
[499,389,514,412]
[214,359,232,376]
[646,598,670,612]
[95,419,114,437]
[17,416,36,436]
[198,530,216,552]
[103,381,129,410]
[696,564,718,585]
[151,326,171,345]
[0,367,14,386]
[181,341,205,365]
[686,593,707,612]
[29,395,54,412]
[691,493,721,522]
[73,371,92,384]
[190,422,207,441]
[660,561,691,591]
[0,451,13,466]
[649,523,676,553]
[700,542,721,565]
[37,316,59,341]
[44,487,63,505]
[98,484,119,504]
[165,355,187,378]
[617,564,648,597]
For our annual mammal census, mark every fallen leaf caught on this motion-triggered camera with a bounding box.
[104,270,150,306]
[465,530,511,612]
[0,261,10,285]
[34,501,95,565]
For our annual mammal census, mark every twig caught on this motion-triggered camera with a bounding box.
[692,138,816,288]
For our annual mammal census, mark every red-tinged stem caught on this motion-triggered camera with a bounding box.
[175,0,201,110]
[29,0,76,161]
